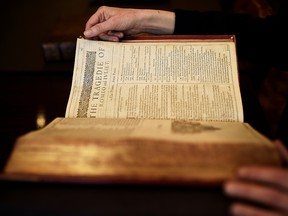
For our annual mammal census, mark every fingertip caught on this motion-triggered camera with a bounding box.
[223,181,235,194]
[237,166,250,176]
[109,36,120,42]
[118,32,124,38]
[236,165,264,177]
[98,34,120,42]
[83,29,92,38]
[229,203,243,216]
[112,37,120,42]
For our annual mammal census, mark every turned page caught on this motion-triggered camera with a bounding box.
[66,38,243,122]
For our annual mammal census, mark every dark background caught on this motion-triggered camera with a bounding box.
[0,1,287,216]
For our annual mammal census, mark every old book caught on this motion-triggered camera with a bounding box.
[2,36,282,185]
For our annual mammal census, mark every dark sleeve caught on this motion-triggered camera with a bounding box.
[173,5,288,70]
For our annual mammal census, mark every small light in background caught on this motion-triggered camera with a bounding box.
[36,107,46,129]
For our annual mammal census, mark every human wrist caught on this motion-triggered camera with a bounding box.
[140,9,175,34]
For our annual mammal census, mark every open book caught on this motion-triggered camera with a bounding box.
[2,36,282,185]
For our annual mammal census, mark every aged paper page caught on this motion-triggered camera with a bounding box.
[66,38,243,122]
[21,118,273,145]
[4,118,281,183]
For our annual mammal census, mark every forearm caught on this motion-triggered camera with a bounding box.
[139,9,175,34]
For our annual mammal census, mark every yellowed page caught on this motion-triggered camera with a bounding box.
[4,118,281,184]
[32,118,270,145]
[66,38,243,122]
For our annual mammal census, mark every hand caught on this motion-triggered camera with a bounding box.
[224,140,288,216]
[224,166,288,216]
[84,6,175,41]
